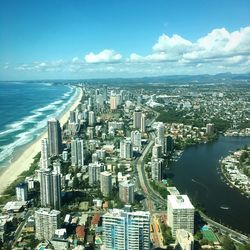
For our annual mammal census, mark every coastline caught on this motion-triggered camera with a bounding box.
[0,86,83,195]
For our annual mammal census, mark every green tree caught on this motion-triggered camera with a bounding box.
[222,236,236,250]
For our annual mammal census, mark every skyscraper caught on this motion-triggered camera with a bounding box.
[47,118,62,156]
[88,111,95,126]
[16,182,28,201]
[141,113,146,133]
[110,95,118,110]
[88,162,103,185]
[167,195,194,237]
[40,138,49,169]
[133,109,142,130]
[100,171,112,197]
[35,208,60,240]
[151,158,164,181]
[120,139,133,159]
[131,130,142,152]
[103,209,150,250]
[38,169,61,210]
[119,181,134,204]
[71,138,85,167]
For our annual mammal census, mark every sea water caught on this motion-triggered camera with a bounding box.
[0,81,78,168]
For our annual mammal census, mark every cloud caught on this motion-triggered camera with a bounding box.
[11,26,250,77]
[85,49,122,63]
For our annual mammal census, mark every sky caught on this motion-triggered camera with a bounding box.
[0,0,250,80]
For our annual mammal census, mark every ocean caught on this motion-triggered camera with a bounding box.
[0,81,78,169]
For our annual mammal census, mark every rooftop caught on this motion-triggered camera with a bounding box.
[168,195,194,209]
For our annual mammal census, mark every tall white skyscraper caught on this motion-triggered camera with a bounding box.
[152,144,162,159]
[100,171,112,197]
[131,130,142,152]
[71,138,85,167]
[151,158,164,181]
[38,169,61,210]
[40,138,49,169]
[141,113,146,133]
[157,122,165,139]
[120,139,133,159]
[167,195,194,237]
[88,111,95,126]
[35,208,60,240]
[88,162,103,185]
[103,209,150,250]
[47,118,62,156]
[119,181,134,203]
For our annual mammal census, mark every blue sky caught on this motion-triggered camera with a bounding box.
[1,0,250,80]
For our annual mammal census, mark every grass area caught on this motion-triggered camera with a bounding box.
[202,229,218,242]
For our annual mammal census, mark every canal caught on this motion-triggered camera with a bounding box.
[164,136,250,234]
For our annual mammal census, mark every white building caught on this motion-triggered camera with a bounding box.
[175,229,194,250]
[119,181,134,203]
[141,113,146,133]
[35,208,60,240]
[16,182,28,201]
[40,138,49,169]
[88,162,103,185]
[131,130,142,152]
[38,168,61,210]
[152,144,162,159]
[71,138,85,167]
[206,123,214,135]
[167,195,194,237]
[103,209,150,250]
[151,158,164,181]
[100,171,112,197]
[120,139,133,159]
[88,111,95,126]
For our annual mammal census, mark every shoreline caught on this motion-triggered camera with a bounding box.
[0,86,83,195]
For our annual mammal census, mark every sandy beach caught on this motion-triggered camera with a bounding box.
[0,87,83,195]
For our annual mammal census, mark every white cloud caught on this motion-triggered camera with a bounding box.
[12,26,250,77]
[85,49,122,63]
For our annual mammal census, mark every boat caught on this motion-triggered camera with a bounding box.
[220,206,230,210]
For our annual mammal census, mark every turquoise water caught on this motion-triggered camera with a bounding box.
[0,81,78,168]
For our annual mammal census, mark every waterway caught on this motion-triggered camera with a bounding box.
[164,136,250,234]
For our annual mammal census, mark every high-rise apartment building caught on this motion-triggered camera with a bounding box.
[38,169,61,210]
[103,209,150,250]
[131,130,142,152]
[41,138,49,169]
[110,95,118,110]
[100,171,112,197]
[141,113,146,133]
[119,181,134,204]
[35,208,60,240]
[88,162,103,185]
[206,123,214,135]
[71,138,85,167]
[167,195,194,237]
[47,118,62,156]
[151,158,164,181]
[120,139,133,159]
[16,182,28,201]
[133,109,142,130]
[88,111,95,126]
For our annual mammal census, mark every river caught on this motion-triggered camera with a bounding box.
[164,136,250,234]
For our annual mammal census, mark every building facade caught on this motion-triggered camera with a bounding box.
[167,195,194,237]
